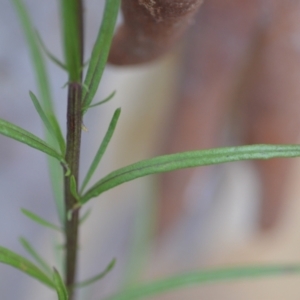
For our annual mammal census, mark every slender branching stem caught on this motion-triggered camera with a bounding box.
[64,0,84,299]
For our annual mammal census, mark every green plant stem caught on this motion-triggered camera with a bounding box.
[64,83,82,298]
[63,0,84,298]
[77,0,84,78]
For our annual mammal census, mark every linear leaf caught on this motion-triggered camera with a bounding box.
[12,0,66,225]
[29,91,66,155]
[19,237,53,276]
[0,246,55,289]
[46,115,66,156]
[82,144,300,203]
[53,268,68,300]
[82,91,116,112]
[12,0,65,156]
[29,91,56,138]
[70,175,81,202]
[12,0,54,115]
[82,0,120,110]
[79,208,92,225]
[36,31,67,71]
[75,259,116,288]
[106,264,300,300]
[60,0,81,81]
[80,108,121,193]
[49,159,65,225]
[21,209,62,232]
[0,118,64,162]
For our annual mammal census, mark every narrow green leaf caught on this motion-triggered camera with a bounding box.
[19,237,53,276]
[82,144,300,203]
[82,91,116,112]
[75,258,116,288]
[80,108,121,193]
[79,208,92,225]
[29,91,66,155]
[49,159,65,225]
[106,264,300,300]
[12,0,65,225]
[36,31,67,71]
[47,115,66,156]
[0,246,55,289]
[0,118,64,162]
[70,175,81,202]
[12,0,54,115]
[53,268,68,300]
[12,0,65,152]
[21,209,62,232]
[29,91,56,138]
[60,0,81,81]
[82,0,120,110]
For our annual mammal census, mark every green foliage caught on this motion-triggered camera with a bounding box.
[11,0,55,115]
[79,209,92,225]
[0,118,64,162]
[82,91,116,111]
[80,108,121,193]
[70,175,81,202]
[81,144,300,204]
[19,237,53,276]
[60,0,82,81]
[12,0,65,224]
[29,91,66,155]
[75,258,116,288]
[53,268,69,300]
[21,209,62,232]
[107,264,300,300]
[82,0,120,112]
[36,31,67,71]
[0,246,55,289]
